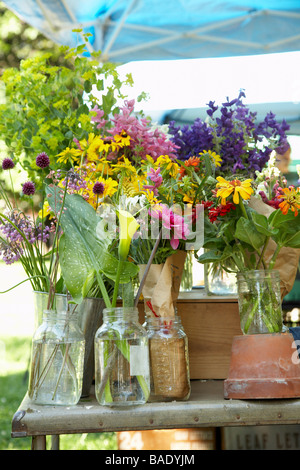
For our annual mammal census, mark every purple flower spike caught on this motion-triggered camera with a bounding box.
[22,181,35,196]
[2,158,15,170]
[36,152,50,168]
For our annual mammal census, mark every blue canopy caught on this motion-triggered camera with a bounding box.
[2,0,300,63]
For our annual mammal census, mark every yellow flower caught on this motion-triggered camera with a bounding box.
[38,200,54,220]
[199,150,222,167]
[111,157,137,177]
[114,132,131,147]
[95,158,113,176]
[216,176,253,205]
[79,133,102,161]
[56,147,81,164]
[279,186,300,216]
[141,188,160,205]
[122,177,143,198]
[156,155,179,177]
[117,209,140,261]
[85,176,119,208]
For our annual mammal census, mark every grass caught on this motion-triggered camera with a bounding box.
[0,335,117,450]
[0,262,117,451]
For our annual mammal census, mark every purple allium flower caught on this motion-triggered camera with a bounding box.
[2,158,15,170]
[36,152,50,168]
[22,181,35,196]
[93,181,105,195]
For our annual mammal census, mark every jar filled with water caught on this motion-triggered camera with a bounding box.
[28,309,85,405]
[94,307,150,406]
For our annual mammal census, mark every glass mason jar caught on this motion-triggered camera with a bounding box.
[28,309,85,405]
[204,262,237,295]
[94,307,150,407]
[237,269,283,335]
[144,315,191,402]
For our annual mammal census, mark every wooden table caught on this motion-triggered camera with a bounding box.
[11,380,300,450]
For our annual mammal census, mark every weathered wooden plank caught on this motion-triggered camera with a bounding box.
[12,380,300,439]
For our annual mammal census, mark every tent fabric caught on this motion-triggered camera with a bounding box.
[2,0,300,63]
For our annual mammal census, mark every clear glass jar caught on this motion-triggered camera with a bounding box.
[144,315,191,402]
[28,309,85,405]
[94,307,150,407]
[205,263,237,295]
[237,269,283,334]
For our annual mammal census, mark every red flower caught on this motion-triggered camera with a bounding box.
[208,202,236,223]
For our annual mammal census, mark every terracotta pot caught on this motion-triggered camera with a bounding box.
[224,333,300,399]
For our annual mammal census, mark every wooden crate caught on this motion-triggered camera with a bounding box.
[118,428,216,450]
[138,292,242,380]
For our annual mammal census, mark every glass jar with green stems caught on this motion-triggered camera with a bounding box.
[94,307,150,406]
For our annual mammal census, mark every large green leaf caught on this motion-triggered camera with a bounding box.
[234,217,266,252]
[46,185,138,304]
[251,212,278,237]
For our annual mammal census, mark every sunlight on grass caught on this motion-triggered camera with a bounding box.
[0,263,117,451]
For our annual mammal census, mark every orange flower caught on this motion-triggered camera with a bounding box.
[279,186,300,216]
[179,156,201,178]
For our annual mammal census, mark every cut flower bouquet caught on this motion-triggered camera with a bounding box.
[197,152,300,334]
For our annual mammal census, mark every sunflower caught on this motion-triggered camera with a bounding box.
[279,186,300,216]
[216,176,253,205]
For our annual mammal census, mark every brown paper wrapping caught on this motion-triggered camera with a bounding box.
[138,250,187,318]
[248,196,300,299]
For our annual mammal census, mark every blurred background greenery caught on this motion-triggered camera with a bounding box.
[0,2,117,450]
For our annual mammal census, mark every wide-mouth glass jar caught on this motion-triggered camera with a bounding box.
[237,269,283,334]
[28,308,85,405]
[94,307,150,407]
[144,315,190,402]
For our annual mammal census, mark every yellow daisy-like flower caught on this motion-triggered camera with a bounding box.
[199,150,222,168]
[85,176,119,209]
[111,156,137,177]
[114,132,131,147]
[56,147,81,165]
[141,188,160,205]
[156,155,179,177]
[95,158,113,176]
[79,133,102,162]
[279,186,300,216]
[216,176,253,205]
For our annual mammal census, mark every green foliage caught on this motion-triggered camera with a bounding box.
[198,202,300,272]
[46,185,139,305]
[0,32,132,181]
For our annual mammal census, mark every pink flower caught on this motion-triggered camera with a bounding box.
[151,204,190,249]
[143,168,163,195]
[108,100,178,161]
[90,105,107,129]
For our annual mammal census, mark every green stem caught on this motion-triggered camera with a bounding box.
[268,244,282,270]
[239,198,248,219]
[256,236,270,269]
[111,259,123,308]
